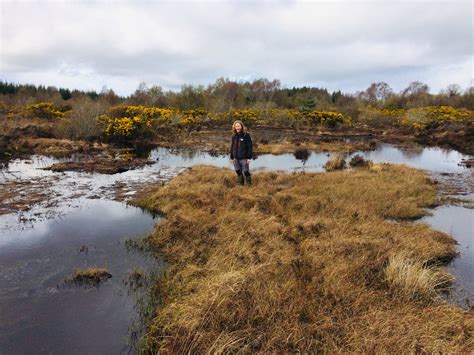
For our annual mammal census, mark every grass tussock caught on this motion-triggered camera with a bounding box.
[324,153,347,171]
[134,164,473,353]
[385,253,454,302]
[65,267,112,287]
[349,154,373,168]
[293,147,311,161]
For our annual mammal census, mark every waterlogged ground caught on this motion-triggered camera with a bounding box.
[0,143,472,353]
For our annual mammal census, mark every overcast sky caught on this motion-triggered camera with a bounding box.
[1,0,472,96]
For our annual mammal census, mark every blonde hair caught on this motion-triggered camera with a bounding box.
[232,120,248,135]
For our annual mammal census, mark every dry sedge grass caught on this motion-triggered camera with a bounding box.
[385,254,454,302]
[65,267,112,287]
[324,153,347,171]
[135,164,473,353]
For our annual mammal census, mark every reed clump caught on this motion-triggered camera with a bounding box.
[134,164,472,353]
[384,253,454,302]
[324,153,347,171]
[65,267,112,287]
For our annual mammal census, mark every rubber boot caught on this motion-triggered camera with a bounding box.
[235,170,243,185]
[245,175,252,186]
[239,174,245,186]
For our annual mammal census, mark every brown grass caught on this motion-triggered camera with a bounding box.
[324,153,347,171]
[133,164,473,353]
[349,154,373,168]
[65,267,112,287]
[384,253,454,302]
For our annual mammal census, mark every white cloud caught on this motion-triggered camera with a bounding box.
[1,0,472,95]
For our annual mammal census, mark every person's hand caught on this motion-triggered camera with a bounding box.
[230,159,235,164]
[246,159,251,164]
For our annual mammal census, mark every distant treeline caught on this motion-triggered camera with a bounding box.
[1,78,473,112]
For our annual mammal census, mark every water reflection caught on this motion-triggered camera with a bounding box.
[421,206,474,306]
[0,199,161,354]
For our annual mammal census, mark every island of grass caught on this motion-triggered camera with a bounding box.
[133,164,473,353]
[65,267,112,287]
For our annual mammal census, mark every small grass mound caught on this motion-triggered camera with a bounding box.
[324,153,346,171]
[65,267,112,287]
[349,154,372,168]
[384,253,454,302]
[293,147,311,161]
[133,165,472,353]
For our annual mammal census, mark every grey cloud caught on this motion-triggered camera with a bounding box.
[1,0,472,95]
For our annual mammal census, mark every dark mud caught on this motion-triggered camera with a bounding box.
[47,157,154,174]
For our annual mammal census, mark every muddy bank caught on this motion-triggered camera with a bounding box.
[0,136,109,162]
[0,178,54,215]
[459,158,474,168]
[46,156,154,174]
[413,122,474,156]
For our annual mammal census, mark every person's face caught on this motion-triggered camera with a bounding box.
[234,123,242,132]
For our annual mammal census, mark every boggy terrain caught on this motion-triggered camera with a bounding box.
[1,100,473,168]
[133,164,474,353]
[155,123,473,157]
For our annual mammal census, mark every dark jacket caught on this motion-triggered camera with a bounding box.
[230,132,253,160]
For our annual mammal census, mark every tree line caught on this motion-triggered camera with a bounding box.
[1,78,472,113]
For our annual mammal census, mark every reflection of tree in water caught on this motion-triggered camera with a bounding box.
[128,146,153,159]
[293,148,311,165]
[179,148,202,160]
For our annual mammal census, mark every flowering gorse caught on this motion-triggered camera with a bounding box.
[26,102,68,120]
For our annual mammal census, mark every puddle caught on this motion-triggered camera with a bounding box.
[0,143,472,353]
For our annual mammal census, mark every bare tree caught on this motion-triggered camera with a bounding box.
[445,84,462,97]
[362,82,394,104]
[401,81,429,97]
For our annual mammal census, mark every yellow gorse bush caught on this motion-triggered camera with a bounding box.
[230,108,259,123]
[26,102,68,120]
[401,106,473,129]
[305,110,344,126]
[96,106,349,140]
[93,104,472,140]
[97,105,180,140]
[360,105,473,129]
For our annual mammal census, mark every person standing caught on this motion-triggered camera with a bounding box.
[229,120,253,186]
